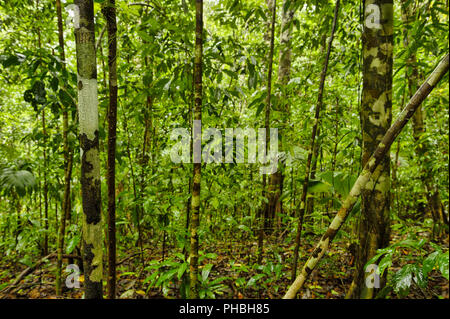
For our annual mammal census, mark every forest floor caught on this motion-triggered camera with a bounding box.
[0,230,448,299]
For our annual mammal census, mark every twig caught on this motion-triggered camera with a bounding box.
[1,253,55,295]
[0,252,82,297]
[96,25,107,53]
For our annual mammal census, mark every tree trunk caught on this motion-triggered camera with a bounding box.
[265,0,296,233]
[74,0,103,299]
[102,0,118,299]
[189,0,203,299]
[42,108,49,256]
[55,0,74,296]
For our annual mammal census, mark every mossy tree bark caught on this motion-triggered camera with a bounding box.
[102,0,118,299]
[349,0,393,299]
[189,0,203,299]
[74,0,103,299]
[284,53,449,299]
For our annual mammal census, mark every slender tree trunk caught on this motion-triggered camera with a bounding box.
[42,108,49,256]
[55,0,74,296]
[122,96,144,263]
[266,0,296,232]
[102,0,118,299]
[36,0,48,257]
[306,35,326,220]
[257,0,276,264]
[348,0,393,299]
[189,0,203,299]
[291,0,340,281]
[284,53,449,299]
[74,0,103,299]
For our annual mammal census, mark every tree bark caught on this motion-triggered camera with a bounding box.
[348,0,393,299]
[102,0,118,299]
[74,0,103,299]
[257,0,276,264]
[55,0,74,296]
[265,0,296,233]
[189,0,203,299]
[42,108,49,256]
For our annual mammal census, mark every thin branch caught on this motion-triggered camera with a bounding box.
[96,25,107,53]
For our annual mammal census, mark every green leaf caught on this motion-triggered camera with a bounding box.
[238,224,251,232]
[377,254,392,277]
[437,252,449,280]
[65,235,80,254]
[307,179,332,193]
[423,251,439,277]
[0,168,36,197]
[201,263,213,282]
[413,266,427,289]
[246,273,265,287]
[255,102,265,118]
[211,197,219,210]
[177,262,188,280]
[393,264,414,297]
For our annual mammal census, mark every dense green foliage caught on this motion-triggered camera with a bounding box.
[0,0,448,299]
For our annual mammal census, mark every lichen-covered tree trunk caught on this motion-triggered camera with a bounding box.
[265,0,295,231]
[74,0,103,299]
[284,53,449,299]
[189,0,203,299]
[291,0,340,281]
[55,0,74,296]
[102,0,118,299]
[349,0,393,299]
